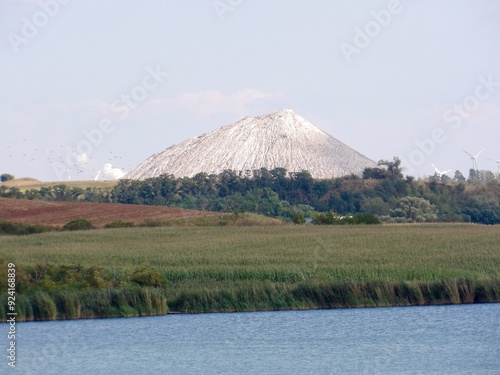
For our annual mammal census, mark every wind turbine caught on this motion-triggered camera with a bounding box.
[463,149,483,171]
[486,158,500,174]
[431,164,451,177]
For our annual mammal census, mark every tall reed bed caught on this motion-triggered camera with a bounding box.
[167,278,499,313]
[0,288,168,321]
[1,224,499,320]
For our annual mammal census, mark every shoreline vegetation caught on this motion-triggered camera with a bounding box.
[1,224,499,321]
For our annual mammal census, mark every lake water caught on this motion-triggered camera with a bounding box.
[8,304,500,374]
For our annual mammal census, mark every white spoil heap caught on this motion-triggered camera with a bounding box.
[124,109,376,180]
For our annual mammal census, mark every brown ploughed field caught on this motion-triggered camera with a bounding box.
[0,198,218,228]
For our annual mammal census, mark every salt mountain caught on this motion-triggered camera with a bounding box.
[124,109,376,180]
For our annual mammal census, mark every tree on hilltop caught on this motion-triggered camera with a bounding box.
[1,173,14,182]
[363,157,404,180]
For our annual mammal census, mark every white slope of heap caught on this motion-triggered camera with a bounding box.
[124,109,377,180]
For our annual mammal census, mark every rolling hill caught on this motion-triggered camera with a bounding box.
[0,198,218,228]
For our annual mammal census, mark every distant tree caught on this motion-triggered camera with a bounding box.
[377,157,404,180]
[2,186,23,199]
[467,169,479,184]
[217,169,243,197]
[1,173,14,182]
[440,175,451,183]
[481,170,496,184]
[38,186,55,200]
[288,171,314,202]
[52,184,71,201]
[361,197,390,215]
[461,195,500,225]
[429,173,441,183]
[290,171,314,192]
[468,169,496,184]
[454,170,466,182]
[362,167,387,179]
[242,188,286,216]
[391,196,438,223]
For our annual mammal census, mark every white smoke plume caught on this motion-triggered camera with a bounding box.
[94,163,125,180]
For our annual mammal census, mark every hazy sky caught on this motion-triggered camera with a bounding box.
[1,0,500,181]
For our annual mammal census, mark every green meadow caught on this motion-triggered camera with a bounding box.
[1,223,499,321]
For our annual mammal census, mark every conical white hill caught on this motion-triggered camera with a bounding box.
[124,109,376,180]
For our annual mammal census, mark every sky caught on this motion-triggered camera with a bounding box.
[1,0,500,181]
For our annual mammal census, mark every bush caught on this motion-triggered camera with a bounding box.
[0,173,14,182]
[291,212,306,224]
[132,266,163,287]
[311,211,336,225]
[391,197,438,223]
[352,213,381,225]
[63,219,94,231]
[0,221,53,235]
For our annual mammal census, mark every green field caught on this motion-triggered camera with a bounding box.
[1,178,117,192]
[1,224,499,320]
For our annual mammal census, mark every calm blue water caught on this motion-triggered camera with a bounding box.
[6,304,500,374]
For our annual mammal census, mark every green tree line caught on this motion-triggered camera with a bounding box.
[1,158,499,224]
